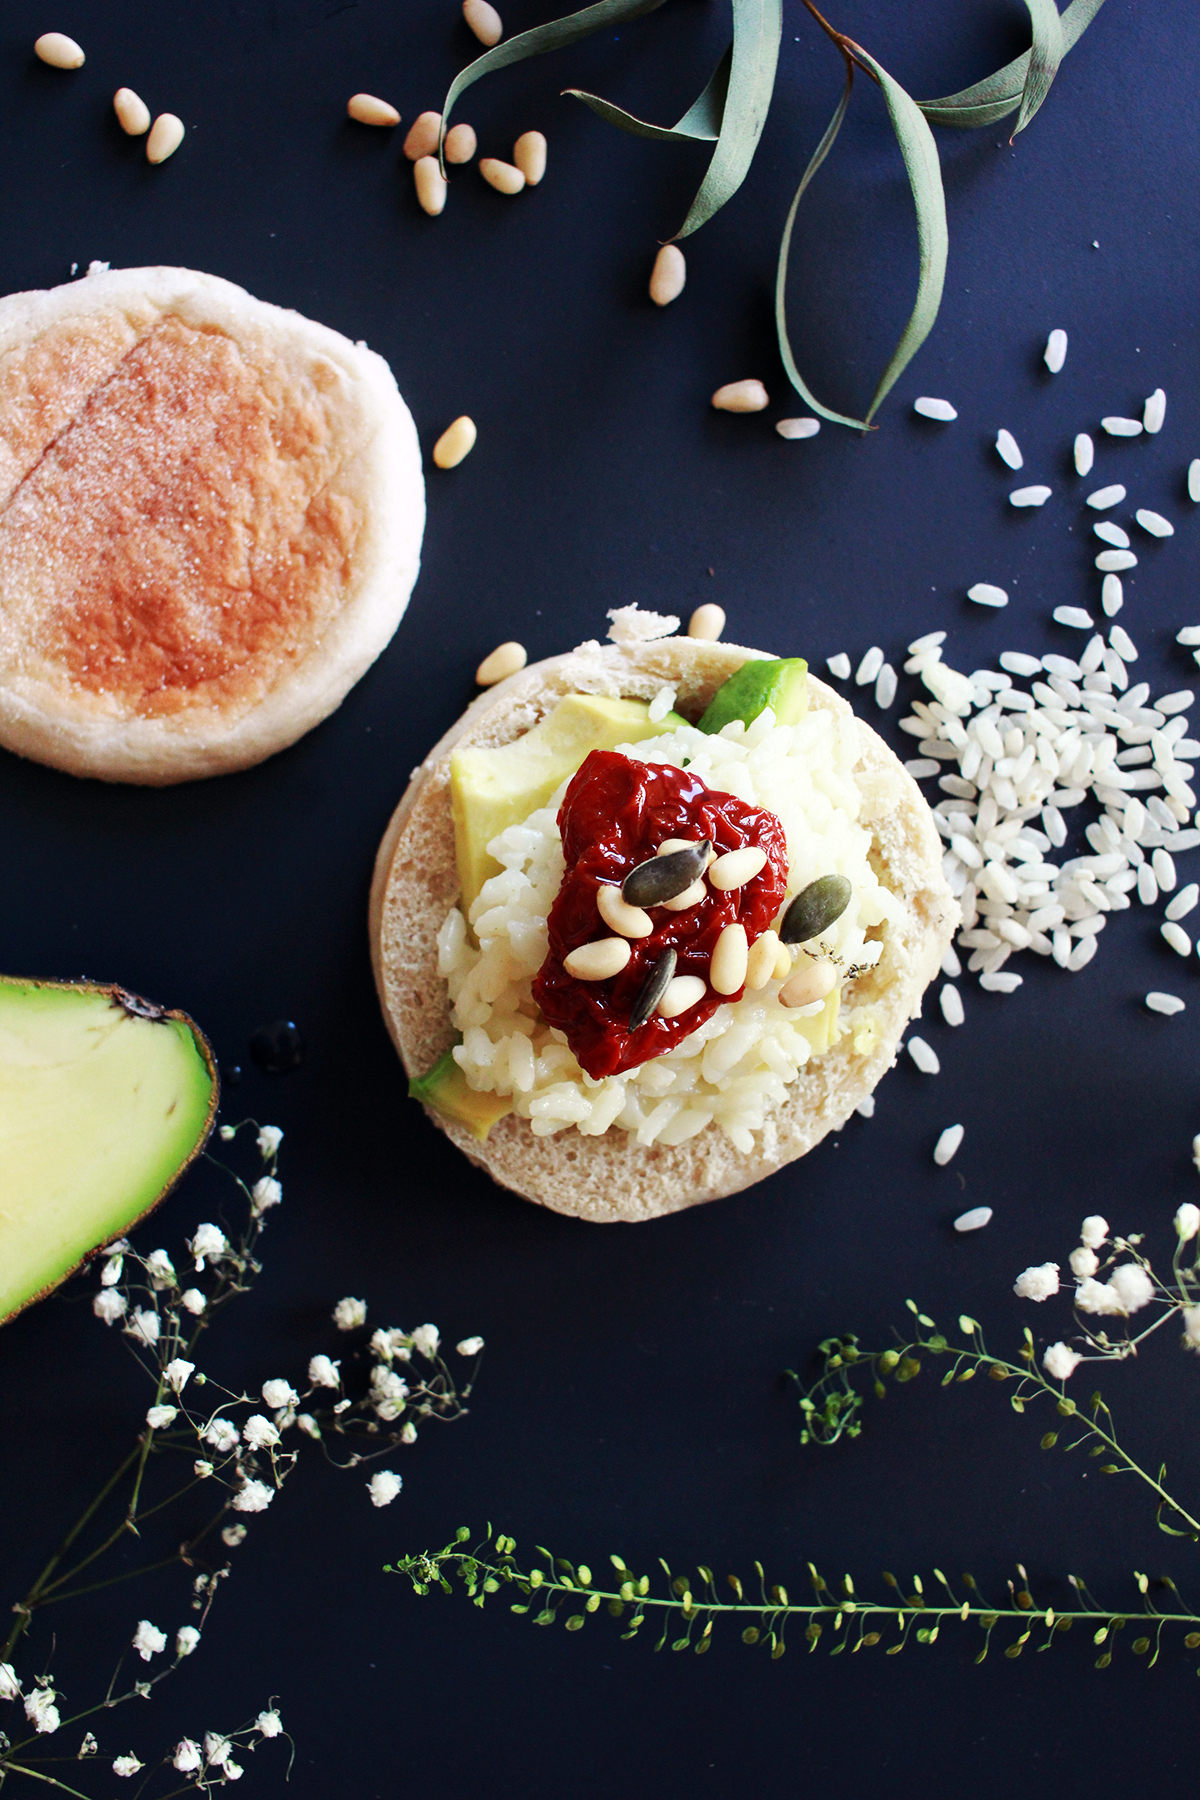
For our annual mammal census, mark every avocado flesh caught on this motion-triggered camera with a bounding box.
[697,658,808,735]
[451,693,688,920]
[0,978,217,1325]
[409,1043,513,1141]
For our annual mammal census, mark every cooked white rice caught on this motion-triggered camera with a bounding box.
[436,705,902,1150]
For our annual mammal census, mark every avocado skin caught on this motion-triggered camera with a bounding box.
[696,658,809,735]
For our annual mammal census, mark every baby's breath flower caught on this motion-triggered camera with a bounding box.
[307,1354,340,1389]
[1076,1276,1122,1315]
[1043,1341,1081,1381]
[0,1662,21,1699]
[180,1288,207,1315]
[370,1366,409,1421]
[1182,1306,1200,1350]
[232,1478,275,1514]
[205,1732,232,1768]
[370,1326,410,1362]
[112,1754,143,1778]
[203,1418,239,1453]
[125,1307,160,1347]
[251,1177,282,1216]
[173,1739,202,1774]
[1081,1215,1109,1250]
[189,1224,228,1271]
[333,1296,367,1331]
[1013,1263,1059,1302]
[93,1289,128,1326]
[79,1731,98,1756]
[400,1421,417,1445]
[164,1358,196,1393]
[132,1620,167,1662]
[455,1336,484,1356]
[256,1710,283,1738]
[367,1470,402,1507]
[1069,1246,1098,1278]
[176,1625,201,1656]
[101,1253,123,1286]
[219,1124,237,1141]
[146,1405,178,1431]
[194,1459,214,1479]
[24,1686,59,1734]
[1175,1202,1200,1242]
[1109,1263,1155,1313]
[225,1760,245,1781]
[1193,1134,1200,1176]
[222,1523,248,1547]
[296,1413,321,1438]
[242,1415,279,1451]
[144,1249,176,1290]
[261,1378,297,1410]
[410,1323,440,1361]
[257,1124,284,1159]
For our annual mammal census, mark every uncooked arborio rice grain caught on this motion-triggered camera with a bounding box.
[936,1125,965,1166]
[907,1036,940,1074]
[1146,992,1186,1015]
[826,653,851,679]
[939,984,964,1026]
[953,1201,990,1228]
[856,646,884,685]
[914,397,957,421]
[996,429,1023,470]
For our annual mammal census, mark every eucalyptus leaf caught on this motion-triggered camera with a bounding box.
[674,0,782,239]
[919,0,1106,129]
[567,44,731,144]
[1014,0,1065,137]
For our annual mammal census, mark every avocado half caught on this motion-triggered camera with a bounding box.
[0,975,219,1326]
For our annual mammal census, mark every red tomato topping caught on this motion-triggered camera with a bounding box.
[532,749,789,1079]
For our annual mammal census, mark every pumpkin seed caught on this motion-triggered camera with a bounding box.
[623,839,711,907]
[629,947,677,1029]
[779,873,851,944]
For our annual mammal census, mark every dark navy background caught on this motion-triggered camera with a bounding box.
[3,1,1200,1793]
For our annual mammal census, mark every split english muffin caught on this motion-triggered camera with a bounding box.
[370,612,958,1223]
[0,265,424,783]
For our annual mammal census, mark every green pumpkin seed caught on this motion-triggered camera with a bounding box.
[629,948,677,1030]
[779,874,851,944]
[623,840,711,907]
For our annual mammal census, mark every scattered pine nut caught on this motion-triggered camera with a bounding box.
[745,930,780,991]
[403,112,441,160]
[35,31,84,68]
[687,603,724,641]
[476,641,526,685]
[433,415,477,468]
[347,93,400,127]
[444,123,477,164]
[113,88,150,136]
[779,958,836,1009]
[513,130,546,185]
[776,418,820,440]
[564,937,631,982]
[479,157,525,195]
[649,244,685,307]
[657,975,707,1020]
[712,379,768,414]
[709,847,767,891]
[597,885,653,939]
[710,923,749,995]
[463,0,503,43]
[146,114,185,164]
[414,155,447,216]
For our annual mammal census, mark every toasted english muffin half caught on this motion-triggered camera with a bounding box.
[370,634,958,1224]
[0,265,423,783]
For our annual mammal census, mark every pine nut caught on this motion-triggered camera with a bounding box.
[688,603,724,641]
[113,88,150,135]
[414,155,447,216]
[35,32,84,68]
[709,846,767,891]
[712,379,768,414]
[661,880,706,912]
[146,114,185,164]
[772,941,793,982]
[479,157,525,195]
[463,0,503,43]
[444,123,477,164]
[404,112,441,160]
[597,885,653,939]
[657,975,707,1019]
[564,937,631,981]
[348,93,400,127]
[658,839,715,866]
[513,131,546,185]
[649,244,685,306]
[745,930,781,991]
[710,923,748,995]
[433,415,477,469]
[779,958,837,1009]
[475,641,526,686]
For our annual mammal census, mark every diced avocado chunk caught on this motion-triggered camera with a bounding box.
[409,1043,513,1142]
[451,692,688,920]
[0,977,217,1326]
[697,658,808,735]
